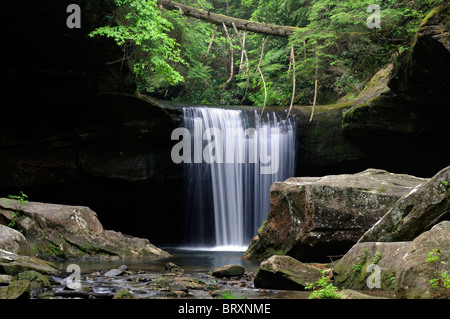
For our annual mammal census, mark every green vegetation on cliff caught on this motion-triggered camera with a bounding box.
[90,0,446,107]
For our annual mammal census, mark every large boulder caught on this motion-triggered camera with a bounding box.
[396,221,450,299]
[0,249,58,276]
[243,169,425,262]
[0,225,31,256]
[359,166,450,243]
[333,221,450,299]
[211,265,245,278]
[0,280,31,299]
[333,242,412,290]
[253,255,322,290]
[0,199,170,260]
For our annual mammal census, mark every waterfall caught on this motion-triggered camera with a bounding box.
[181,107,297,250]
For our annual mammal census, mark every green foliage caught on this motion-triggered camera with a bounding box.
[3,191,28,233]
[306,270,342,299]
[89,0,185,91]
[425,248,450,299]
[372,251,382,264]
[215,291,244,299]
[91,0,448,106]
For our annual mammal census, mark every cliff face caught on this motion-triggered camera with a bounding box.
[1,1,183,245]
[1,2,449,247]
[339,5,450,177]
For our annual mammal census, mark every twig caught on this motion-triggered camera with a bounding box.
[219,22,234,89]
[258,35,268,115]
[187,26,217,96]
[286,45,296,120]
[309,48,318,123]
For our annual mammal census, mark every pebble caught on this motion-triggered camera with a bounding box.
[104,268,124,277]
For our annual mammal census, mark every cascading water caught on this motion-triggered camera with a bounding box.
[181,107,296,250]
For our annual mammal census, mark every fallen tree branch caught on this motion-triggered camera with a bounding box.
[158,0,297,37]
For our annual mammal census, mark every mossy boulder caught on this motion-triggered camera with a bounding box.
[15,270,51,292]
[0,249,57,276]
[0,280,31,299]
[211,265,245,278]
[254,255,322,290]
[243,169,425,262]
[334,221,450,298]
[0,200,171,260]
[0,224,31,256]
[395,221,450,299]
[333,242,411,291]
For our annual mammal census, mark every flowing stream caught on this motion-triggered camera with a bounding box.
[181,107,297,249]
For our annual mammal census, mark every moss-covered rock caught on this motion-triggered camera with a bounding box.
[0,249,57,276]
[254,255,322,290]
[333,242,411,291]
[0,200,171,260]
[0,224,31,256]
[243,169,424,262]
[211,265,245,278]
[15,270,51,292]
[0,280,31,299]
[113,289,138,299]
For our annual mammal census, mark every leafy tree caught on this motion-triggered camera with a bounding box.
[91,0,448,106]
[89,0,185,92]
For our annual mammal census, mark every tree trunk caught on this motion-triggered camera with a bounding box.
[158,0,297,37]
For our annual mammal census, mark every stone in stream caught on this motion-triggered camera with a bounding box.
[211,265,245,278]
[253,255,322,290]
[104,268,124,277]
[0,280,31,299]
[165,262,184,273]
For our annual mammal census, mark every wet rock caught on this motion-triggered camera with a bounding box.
[0,224,31,256]
[0,280,31,299]
[211,265,245,278]
[104,269,124,278]
[0,248,58,276]
[113,289,138,299]
[165,262,184,273]
[156,277,170,288]
[0,275,12,286]
[15,270,51,292]
[244,169,424,262]
[254,255,322,290]
[169,282,188,292]
[118,265,128,272]
[0,200,171,260]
